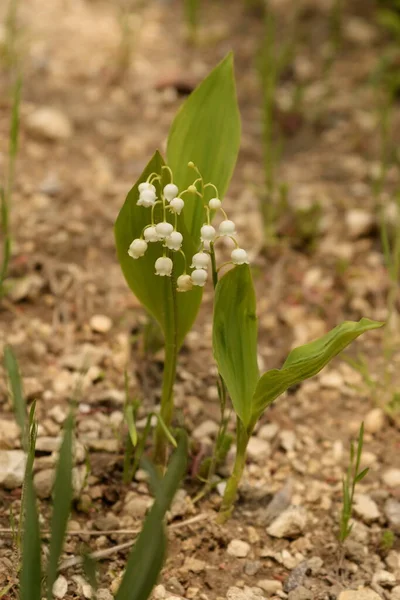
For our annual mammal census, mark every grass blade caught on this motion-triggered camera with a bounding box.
[47,411,74,599]
[4,344,26,449]
[115,432,187,600]
[20,472,41,600]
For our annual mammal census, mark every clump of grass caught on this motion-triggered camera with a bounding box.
[3,346,187,599]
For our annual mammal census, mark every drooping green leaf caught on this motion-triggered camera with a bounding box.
[167,53,241,240]
[114,151,202,349]
[116,432,187,600]
[47,411,74,599]
[4,344,27,450]
[213,265,259,429]
[251,319,384,429]
[20,473,41,600]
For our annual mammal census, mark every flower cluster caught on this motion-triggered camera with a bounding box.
[128,164,249,292]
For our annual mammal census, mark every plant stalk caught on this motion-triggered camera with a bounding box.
[153,274,178,466]
[218,418,249,523]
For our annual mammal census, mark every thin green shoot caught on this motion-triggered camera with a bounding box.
[338,422,369,545]
[184,0,200,41]
[0,74,22,294]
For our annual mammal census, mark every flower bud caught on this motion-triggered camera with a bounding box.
[128,238,147,259]
[139,189,157,207]
[231,248,249,265]
[200,224,216,243]
[191,269,208,287]
[155,221,174,239]
[163,183,179,202]
[219,219,236,236]
[155,256,173,276]
[144,226,159,243]
[165,231,183,251]
[170,197,184,215]
[209,197,221,210]
[177,274,193,292]
[191,252,210,270]
[138,182,156,193]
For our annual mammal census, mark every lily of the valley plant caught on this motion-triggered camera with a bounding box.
[115,53,383,520]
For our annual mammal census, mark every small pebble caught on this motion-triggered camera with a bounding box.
[364,408,385,434]
[90,314,113,334]
[53,575,68,599]
[227,539,251,558]
[382,468,400,488]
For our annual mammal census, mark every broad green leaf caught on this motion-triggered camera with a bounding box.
[213,265,259,429]
[114,151,202,349]
[47,411,74,599]
[251,319,384,429]
[116,432,187,600]
[4,344,27,450]
[20,473,41,600]
[167,53,241,240]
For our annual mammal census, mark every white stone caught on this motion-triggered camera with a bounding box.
[34,468,55,499]
[385,499,400,532]
[258,423,279,440]
[372,570,396,588]
[227,539,251,558]
[153,585,166,599]
[364,408,385,434]
[353,494,381,522]
[319,370,343,388]
[338,589,383,600]
[279,430,296,452]
[0,450,26,489]
[90,314,113,334]
[266,506,308,539]
[192,420,219,440]
[0,419,20,445]
[226,586,266,600]
[345,209,374,239]
[26,107,73,140]
[257,580,282,594]
[247,437,271,464]
[382,468,400,488]
[53,575,68,598]
[391,585,400,600]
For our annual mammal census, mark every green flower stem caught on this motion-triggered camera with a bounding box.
[197,242,228,496]
[218,418,249,523]
[153,272,178,466]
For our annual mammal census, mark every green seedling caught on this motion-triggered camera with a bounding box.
[338,422,369,545]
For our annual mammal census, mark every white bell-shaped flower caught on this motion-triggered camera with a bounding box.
[139,189,157,208]
[155,221,174,239]
[219,219,236,236]
[191,269,208,287]
[231,248,249,265]
[163,183,179,202]
[144,226,159,243]
[177,274,193,292]
[139,182,156,193]
[200,224,216,243]
[155,256,173,277]
[209,197,221,210]
[128,238,147,259]
[165,231,183,251]
[170,197,184,215]
[191,251,210,270]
